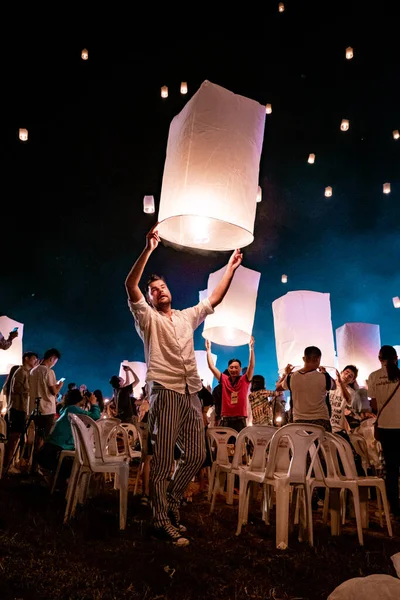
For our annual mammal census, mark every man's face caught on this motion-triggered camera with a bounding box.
[228,361,241,378]
[25,355,38,370]
[341,368,356,385]
[147,279,172,309]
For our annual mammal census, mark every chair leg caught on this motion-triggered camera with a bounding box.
[236,474,249,536]
[207,463,216,502]
[275,480,291,550]
[51,456,64,494]
[64,463,80,523]
[341,489,347,525]
[351,487,364,546]
[322,487,330,524]
[133,460,144,496]
[119,465,129,530]
[376,486,384,528]
[379,485,393,537]
[226,473,235,505]
[210,467,222,514]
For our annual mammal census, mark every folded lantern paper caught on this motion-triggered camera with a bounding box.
[119,361,147,398]
[201,265,261,346]
[194,350,217,389]
[272,291,336,374]
[336,323,381,385]
[157,80,266,251]
[0,315,24,375]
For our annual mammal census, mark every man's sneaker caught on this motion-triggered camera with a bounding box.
[152,524,189,547]
[168,508,187,533]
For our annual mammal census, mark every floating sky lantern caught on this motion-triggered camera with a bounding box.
[201,265,261,346]
[325,186,332,197]
[180,81,188,94]
[143,195,155,214]
[257,186,262,203]
[157,80,265,251]
[0,316,24,376]
[308,153,315,164]
[345,47,354,59]
[161,85,168,98]
[195,350,217,388]
[336,323,381,384]
[393,130,399,140]
[119,361,147,398]
[19,128,28,141]
[265,103,272,114]
[394,345,400,357]
[383,182,391,194]
[281,274,288,283]
[278,2,285,12]
[340,119,350,131]
[81,48,88,60]
[393,296,400,308]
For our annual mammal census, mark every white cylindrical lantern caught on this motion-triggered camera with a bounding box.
[281,274,288,283]
[0,316,24,375]
[308,153,315,164]
[393,345,400,358]
[278,2,285,12]
[19,128,28,141]
[393,296,400,308]
[202,265,261,346]
[161,85,168,98]
[340,119,350,131]
[272,291,336,374]
[143,195,155,214]
[325,186,332,197]
[180,81,188,94]
[157,80,266,251]
[195,350,217,389]
[257,185,262,203]
[119,361,147,398]
[336,323,381,385]
[383,182,391,194]
[81,48,88,60]
[265,103,272,114]
[393,130,399,140]
[345,46,354,59]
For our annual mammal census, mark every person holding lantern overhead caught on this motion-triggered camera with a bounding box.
[125,222,242,546]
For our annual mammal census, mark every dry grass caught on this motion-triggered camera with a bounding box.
[0,468,399,600]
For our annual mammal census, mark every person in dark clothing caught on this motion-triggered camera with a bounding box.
[109,365,139,423]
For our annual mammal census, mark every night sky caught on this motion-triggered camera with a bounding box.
[1,5,399,397]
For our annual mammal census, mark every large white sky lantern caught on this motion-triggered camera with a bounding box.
[195,350,217,389]
[0,316,24,375]
[157,80,266,251]
[336,323,381,385]
[119,361,147,398]
[272,291,336,374]
[201,264,261,346]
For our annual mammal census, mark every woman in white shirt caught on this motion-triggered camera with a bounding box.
[367,345,400,519]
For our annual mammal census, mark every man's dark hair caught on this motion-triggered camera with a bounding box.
[67,382,77,391]
[23,351,38,361]
[64,388,83,406]
[304,346,321,360]
[343,365,358,378]
[43,348,61,360]
[228,358,242,367]
[109,375,121,389]
[251,374,265,392]
[146,273,166,291]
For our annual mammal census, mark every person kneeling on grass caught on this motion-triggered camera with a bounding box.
[37,388,101,486]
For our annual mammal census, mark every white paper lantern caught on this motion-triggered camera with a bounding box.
[340,119,350,131]
[119,361,147,398]
[157,80,266,251]
[161,85,168,98]
[393,345,400,358]
[383,182,391,194]
[180,81,188,94]
[336,322,381,384]
[143,195,155,214]
[393,296,400,308]
[325,186,332,197]
[345,46,354,59]
[0,316,24,375]
[278,2,285,12]
[308,153,315,164]
[281,274,288,283]
[272,291,336,374]
[393,130,399,140]
[265,103,272,114]
[195,350,217,389]
[256,185,262,203]
[19,128,28,141]
[201,265,261,346]
[81,48,88,60]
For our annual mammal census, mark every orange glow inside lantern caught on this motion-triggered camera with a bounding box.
[81,48,88,60]
[383,182,391,194]
[281,274,288,283]
[393,297,400,309]
[308,153,315,164]
[265,103,272,114]
[161,85,168,98]
[340,119,349,131]
[256,186,262,203]
[278,2,285,12]
[393,130,399,140]
[180,81,188,94]
[325,186,332,197]
[19,128,28,141]
[345,47,353,59]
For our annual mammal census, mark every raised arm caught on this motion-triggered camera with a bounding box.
[208,249,243,309]
[121,365,139,389]
[125,223,160,302]
[205,339,221,381]
[335,370,351,404]
[246,336,255,381]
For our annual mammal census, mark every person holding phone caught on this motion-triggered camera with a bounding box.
[0,327,18,350]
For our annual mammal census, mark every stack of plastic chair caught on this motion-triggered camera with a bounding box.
[119,423,141,460]
[206,427,238,502]
[64,414,130,529]
[0,415,6,479]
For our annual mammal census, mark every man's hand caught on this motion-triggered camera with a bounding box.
[9,330,18,341]
[335,369,342,382]
[205,338,211,352]
[227,248,243,272]
[319,366,327,374]
[122,365,129,372]
[146,223,160,252]
[284,364,294,375]
[249,335,255,349]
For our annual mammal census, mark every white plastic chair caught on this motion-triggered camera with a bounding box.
[133,421,149,495]
[0,416,6,479]
[118,423,141,460]
[51,449,75,493]
[206,427,238,502]
[65,414,130,529]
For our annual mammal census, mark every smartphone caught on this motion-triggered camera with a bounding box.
[12,327,18,332]
[59,377,66,383]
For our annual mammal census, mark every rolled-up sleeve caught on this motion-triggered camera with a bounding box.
[128,296,152,332]
[181,298,214,330]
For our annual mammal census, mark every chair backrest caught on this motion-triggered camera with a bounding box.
[348,432,369,473]
[206,427,238,467]
[231,425,278,472]
[69,413,99,468]
[323,432,359,480]
[120,422,139,446]
[78,415,122,458]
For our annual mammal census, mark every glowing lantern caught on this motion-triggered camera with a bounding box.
[157,80,266,251]
[195,350,217,389]
[393,297,400,308]
[325,186,332,197]
[257,186,262,203]
[272,291,336,374]
[180,81,188,94]
[393,130,399,140]
[19,128,28,141]
[265,103,272,114]
[81,48,88,60]
[0,316,24,375]
[340,119,350,131]
[119,361,147,398]
[308,153,315,164]
[393,345,400,357]
[336,323,381,385]
[281,274,288,283]
[143,195,155,214]
[161,85,168,98]
[383,182,391,194]
[201,265,261,346]
[278,2,285,12]
[345,47,354,59]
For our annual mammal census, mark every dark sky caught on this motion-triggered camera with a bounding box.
[1,4,399,395]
